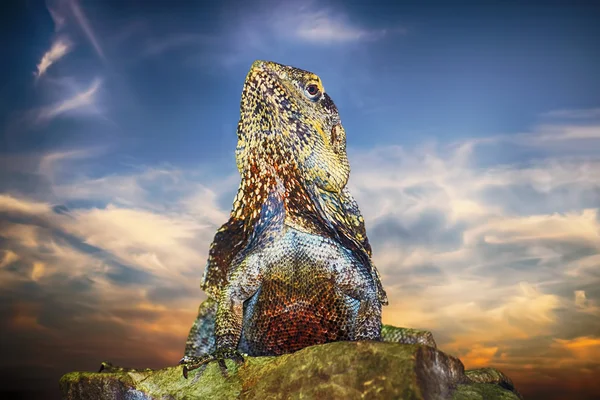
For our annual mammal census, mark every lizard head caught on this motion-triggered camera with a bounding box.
[236,60,350,194]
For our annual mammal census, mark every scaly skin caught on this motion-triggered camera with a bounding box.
[181,61,455,378]
[96,61,519,396]
[182,61,389,374]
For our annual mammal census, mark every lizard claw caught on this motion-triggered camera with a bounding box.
[179,348,245,379]
[98,361,153,373]
[98,361,113,373]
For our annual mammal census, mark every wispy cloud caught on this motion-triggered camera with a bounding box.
[532,124,600,141]
[35,36,73,79]
[47,4,67,31]
[38,148,97,174]
[45,0,105,60]
[190,2,403,69]
[0,193,52,215]
[541,108,600,119]
[68,0,105,60]
[35,78,102,123]
[272,2,401,44]
[143,33,213,57]
[172,2,404,70]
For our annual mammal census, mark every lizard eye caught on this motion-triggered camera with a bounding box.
[304,84,321,100]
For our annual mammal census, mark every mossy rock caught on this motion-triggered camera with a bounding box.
[60,341,521,400]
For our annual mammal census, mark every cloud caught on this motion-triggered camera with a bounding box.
[343,122,600,386]
[188,0,403,69]
[533,124,600,142]
[67,0,105,60]
[142,33,214,57]
[45,0,105,60]
[575,290,588,308]
[0,189,212,368]
[35,78,102,123]
[0,166,221,373]
[47,5,66,31]
[541,108,600,119]
[0,250,19,269]
[63,205,208,277]
[1,116,600,398]
[271,2,401,45]
[35,36,73,78]
[0,193,52,215]
[37,148,103,184]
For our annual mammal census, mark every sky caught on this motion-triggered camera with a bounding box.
[1,0,600,399]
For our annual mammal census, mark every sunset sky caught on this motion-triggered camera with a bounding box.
[1,0,600,399]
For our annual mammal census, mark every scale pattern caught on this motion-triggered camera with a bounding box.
[183,60,387,368]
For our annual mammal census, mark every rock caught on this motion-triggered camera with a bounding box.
[381,325,438,348]
[60,341,522,400]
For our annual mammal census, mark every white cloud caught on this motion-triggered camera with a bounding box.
[38,148,102,182]
[466,209,600,247]
[35,36,73,78]
[35,78,102,123]
[292,9,385,43]
[0,156,233,281]
[0,193,52,215]
[180,1,403,69]
[272,3,399,44]
[0,192,213,283]
[575,290,587,308]
[65,205,209,277]
[45,0,105,60]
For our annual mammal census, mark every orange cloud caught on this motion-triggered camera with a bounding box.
[460,344,499,368]
[553,336,600,362]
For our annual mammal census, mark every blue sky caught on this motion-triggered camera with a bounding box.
[1,1,600,399]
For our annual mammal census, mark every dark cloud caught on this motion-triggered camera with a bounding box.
[466,238,597,288]
[146,282,200,305]
[370,208,466,251]
[382,263,447,290]
[554,309,600,341]
[105,264,154,286]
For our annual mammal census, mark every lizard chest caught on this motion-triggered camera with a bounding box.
[237,229,361,356]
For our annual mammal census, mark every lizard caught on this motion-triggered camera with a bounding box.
[179,60,435,377]
[96,61,522,399]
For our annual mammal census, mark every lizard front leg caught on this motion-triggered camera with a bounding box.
[181,253,263,378]
[330,252,382,341]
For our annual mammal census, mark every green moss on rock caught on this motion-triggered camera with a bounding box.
[452,383,522,400]
[60,341,521,400]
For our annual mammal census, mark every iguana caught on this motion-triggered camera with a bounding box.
[179,60,434,376]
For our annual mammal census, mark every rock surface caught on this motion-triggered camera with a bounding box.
[60,341,522,400]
